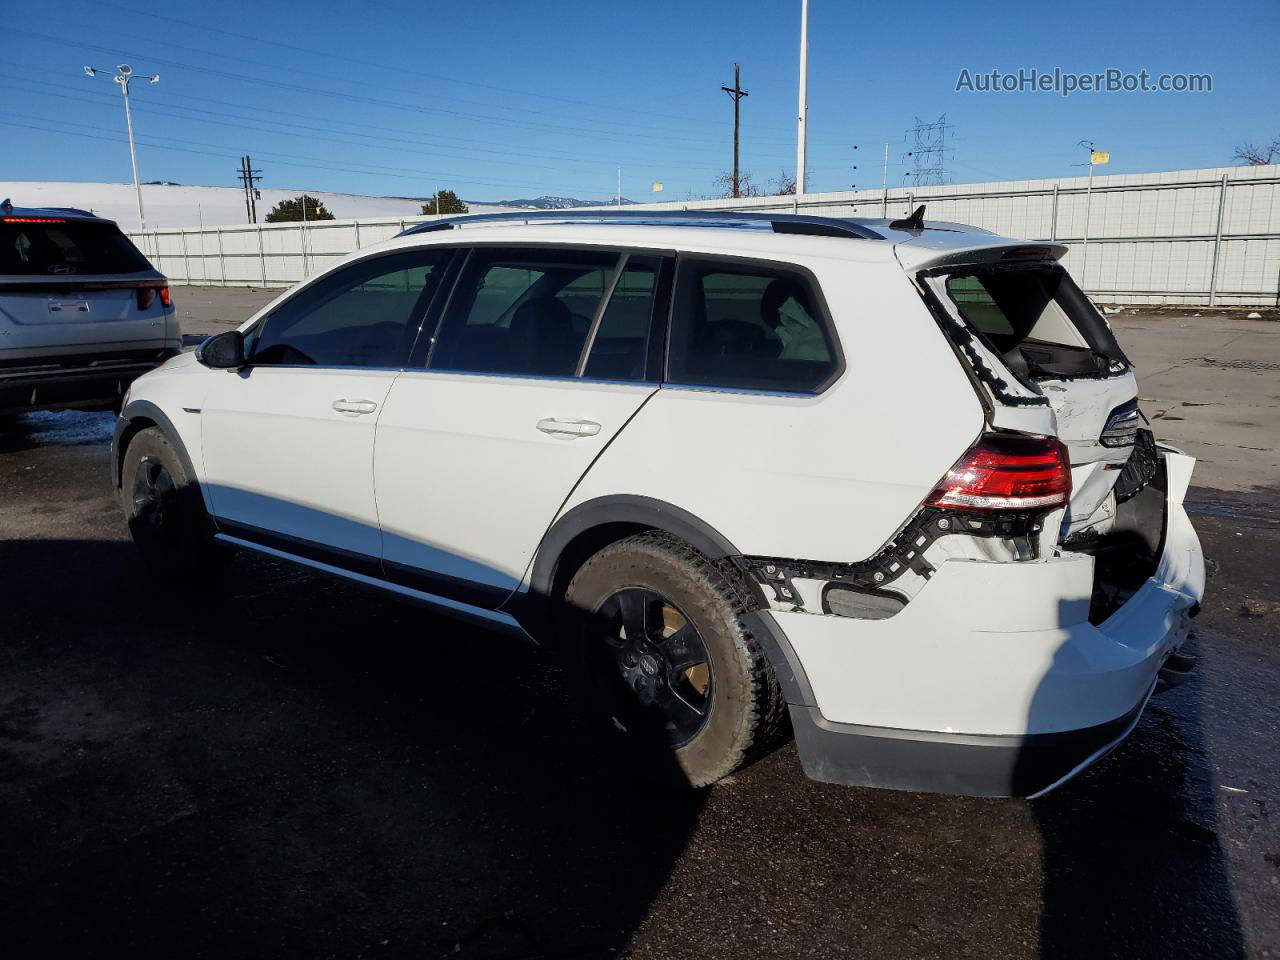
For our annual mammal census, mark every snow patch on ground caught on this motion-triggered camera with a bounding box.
[11,410,115,447]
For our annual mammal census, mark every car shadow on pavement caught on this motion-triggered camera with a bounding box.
[1025,630,1246,959]
[0,537,705,958]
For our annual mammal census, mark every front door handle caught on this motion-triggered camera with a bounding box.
[332,398,378,416]
[536,417,602,438]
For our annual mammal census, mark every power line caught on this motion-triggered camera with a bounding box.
[7,73,741,175]
[74,0,846,140]
[0,116,598,194]
[12,26,823,153]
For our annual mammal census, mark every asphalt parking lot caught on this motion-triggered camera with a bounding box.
[1,288,1278,959]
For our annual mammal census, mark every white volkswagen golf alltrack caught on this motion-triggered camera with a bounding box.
[112,209,1204,797]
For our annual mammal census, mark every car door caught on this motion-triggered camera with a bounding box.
[374,246,668,605]
[200,248,452,564]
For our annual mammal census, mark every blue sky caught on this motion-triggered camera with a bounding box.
[3,0,1277,202]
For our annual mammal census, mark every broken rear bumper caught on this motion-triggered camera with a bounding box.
[755,451,1205,798]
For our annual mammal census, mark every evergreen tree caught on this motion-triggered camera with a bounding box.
[421,190,469,215]
[265,195,336,222]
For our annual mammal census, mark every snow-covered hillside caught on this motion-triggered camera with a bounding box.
[0,182,521,229]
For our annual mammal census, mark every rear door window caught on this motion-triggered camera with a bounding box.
[0,219,152,276]
[429,247,621,378]
[666,258,839,392]
[582,255,662,381]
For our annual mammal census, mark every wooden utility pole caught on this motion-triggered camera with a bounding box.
[721,64,749,198]
[236,155,262,223]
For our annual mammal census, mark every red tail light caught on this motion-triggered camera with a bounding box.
[137,285,170,310]
[925,434,1072,512]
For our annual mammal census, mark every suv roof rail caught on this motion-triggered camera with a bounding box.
[397,209,888,241]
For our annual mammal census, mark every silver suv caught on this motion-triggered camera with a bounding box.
[0,200,178,415]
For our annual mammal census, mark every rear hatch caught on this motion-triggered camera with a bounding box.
[900,241,1140,534]
[0,217,173,358]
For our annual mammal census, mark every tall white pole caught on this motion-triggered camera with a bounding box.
[617,167,622,209]
[1081,160,1094,286]
[119,77,146,231]
[881,142,889,216]
[795,0,809,195]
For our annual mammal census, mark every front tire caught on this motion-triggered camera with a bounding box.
[121,426,224,582]
[564,531,783,786]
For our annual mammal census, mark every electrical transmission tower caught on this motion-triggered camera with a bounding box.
[906,115,950,186]
[236,155,263,223]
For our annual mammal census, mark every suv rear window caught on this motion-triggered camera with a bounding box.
[667,258,839,393]
[0,220,152,276]
[942,265,1129,378]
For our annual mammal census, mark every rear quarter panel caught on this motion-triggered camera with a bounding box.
[562,252,987,561]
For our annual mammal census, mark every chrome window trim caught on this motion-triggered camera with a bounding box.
[393,366,659,389]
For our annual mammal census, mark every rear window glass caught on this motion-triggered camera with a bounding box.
[429,247,620,378]
[0,220,152,276]
[946,270,1085,354]
[667,258,839,393]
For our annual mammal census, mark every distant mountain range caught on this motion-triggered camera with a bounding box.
[492,195,638,209]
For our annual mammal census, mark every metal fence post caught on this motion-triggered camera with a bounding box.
[216,227,226,286]
[180,229,190,284]
[1049,184,1059,241]
[258,225,268,286]
[1208,173,1229,307]
[299,222,307,279]
[353,221,361,250]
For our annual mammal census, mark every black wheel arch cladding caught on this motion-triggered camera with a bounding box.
[113,399,198,490]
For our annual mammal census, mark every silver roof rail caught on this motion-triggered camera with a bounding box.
[397,208,889,241]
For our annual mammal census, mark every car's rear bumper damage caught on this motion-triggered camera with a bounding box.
[759,449,1205,798]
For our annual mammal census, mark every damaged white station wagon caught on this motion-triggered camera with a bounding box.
[112,208,1205,797]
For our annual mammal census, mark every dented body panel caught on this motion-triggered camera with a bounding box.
[771,450,1203,739]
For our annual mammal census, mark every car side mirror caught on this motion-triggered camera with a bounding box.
[195,330,245,369]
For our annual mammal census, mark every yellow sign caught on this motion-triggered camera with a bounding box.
[1090,151,1110,165]
[651,182,664,192]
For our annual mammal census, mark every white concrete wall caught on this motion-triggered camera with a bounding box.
[129,164,1280,306]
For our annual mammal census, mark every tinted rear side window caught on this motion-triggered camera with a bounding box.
[429,247,620,378]
[583,255,661,381]
[667,258,839,392]
[0,220,152,276]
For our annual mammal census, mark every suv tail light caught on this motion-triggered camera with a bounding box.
[925,434,1072,512]
[137,284,171,310]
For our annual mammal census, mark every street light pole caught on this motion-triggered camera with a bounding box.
[84,64,159,232]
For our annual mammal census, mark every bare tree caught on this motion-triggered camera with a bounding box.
[713,171,762,198]
[770,170,797,196]
[1233,136,1280,165]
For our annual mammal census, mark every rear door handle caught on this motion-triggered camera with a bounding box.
[536,417,601,438]
[332,398,378,416]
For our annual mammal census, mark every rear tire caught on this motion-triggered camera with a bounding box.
[564,531,783,786]
[121,426,225,584]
